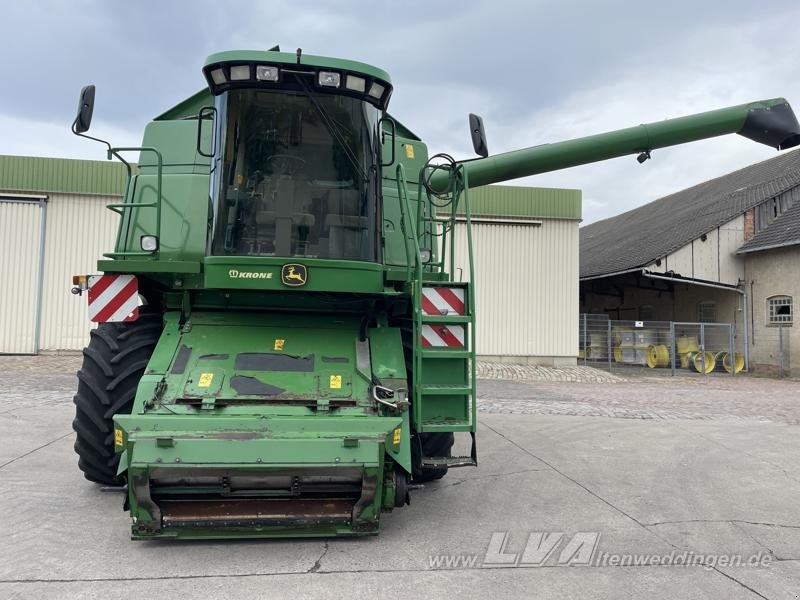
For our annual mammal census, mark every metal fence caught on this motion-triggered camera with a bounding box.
[579,315,742,377]
[750,324,791,378]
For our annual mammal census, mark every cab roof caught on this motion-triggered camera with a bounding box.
[204,50,391,84]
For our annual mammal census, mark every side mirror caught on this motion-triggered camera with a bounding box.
[469,113,489,158]
[72,85,96,134]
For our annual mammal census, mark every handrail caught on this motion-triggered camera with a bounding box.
[396,161,477,432]
[103,146,163,260]
[460,166,477,430]
[394,163,423,278]
[395,163,424,430]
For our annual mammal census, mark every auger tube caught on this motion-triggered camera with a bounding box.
[433,98,800,189]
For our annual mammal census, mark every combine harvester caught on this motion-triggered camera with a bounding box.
[69,47,800,539]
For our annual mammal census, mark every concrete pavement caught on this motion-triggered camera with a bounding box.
[1,356,798,599]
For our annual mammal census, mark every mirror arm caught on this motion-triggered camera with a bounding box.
[71,120,114,157]
[108,149,132,172]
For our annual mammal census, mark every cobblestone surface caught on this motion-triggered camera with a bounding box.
[478,375,800,424]
[4,355,799,425]
[2,355,80,414]
[477,361,625,383]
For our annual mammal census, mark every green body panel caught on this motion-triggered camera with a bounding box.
[97,258,201,274]
[381,130,429,268]
[115,413,398,539]
[114,310,408,538]
[154,89,213,121]
[203,256,385,293]
[369,328,407,380]
[84,47,799,539]
[137,119,212,171]
[118,173,209,261]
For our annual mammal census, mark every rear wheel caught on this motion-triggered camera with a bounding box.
[411,432,455,483]
[72,312,161,484]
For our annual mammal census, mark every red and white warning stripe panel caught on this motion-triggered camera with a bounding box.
[87,275,139,323]
[421,286,465,316]
[421,324,465,348]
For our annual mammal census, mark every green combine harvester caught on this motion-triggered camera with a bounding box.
[69,47,800,539]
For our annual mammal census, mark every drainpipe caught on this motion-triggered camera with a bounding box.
[742,283,750,371]
[33,196,48,355]
[640,270,749,370]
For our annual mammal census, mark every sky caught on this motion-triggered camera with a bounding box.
[2,0,800,224]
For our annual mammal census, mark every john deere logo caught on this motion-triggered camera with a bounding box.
[281,264,307,286]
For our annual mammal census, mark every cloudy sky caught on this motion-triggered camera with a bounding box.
[2,0,799,223]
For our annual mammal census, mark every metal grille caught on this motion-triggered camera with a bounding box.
[579,315,740,377]
[751,323,791,378]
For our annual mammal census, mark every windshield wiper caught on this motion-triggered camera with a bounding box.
[293,74,369,183]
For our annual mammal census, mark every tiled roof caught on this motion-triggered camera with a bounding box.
[737,200,800,253]
[580,149,800,278]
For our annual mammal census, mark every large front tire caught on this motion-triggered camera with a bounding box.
[72,312,161,484]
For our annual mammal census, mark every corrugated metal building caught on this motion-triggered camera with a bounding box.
[450,186,581,365]
[0,156,125,353]
[0,155,581,364]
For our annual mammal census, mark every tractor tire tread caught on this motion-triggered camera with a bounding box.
[72,311,161,485]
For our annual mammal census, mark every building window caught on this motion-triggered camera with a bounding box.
[697,301,717,323]
[756,191,797,232]
[767,295,793,324]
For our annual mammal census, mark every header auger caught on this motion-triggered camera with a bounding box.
[69,47,800,539]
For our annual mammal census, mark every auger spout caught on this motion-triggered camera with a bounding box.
[433,98,800,189]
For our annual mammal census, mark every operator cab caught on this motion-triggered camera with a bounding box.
[203,51,393,263]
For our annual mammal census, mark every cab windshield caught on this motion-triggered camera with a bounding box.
[211,88,380,261]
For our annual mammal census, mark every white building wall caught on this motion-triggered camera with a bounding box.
[0,197,43,353]
[645,214,745,286]
[719,215,746,284]
[0,192,119,353]
[38,193,119,351]
[744,246,799,375]
[451,218,579,365]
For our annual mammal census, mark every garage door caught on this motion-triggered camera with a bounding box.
[0,196,45,354]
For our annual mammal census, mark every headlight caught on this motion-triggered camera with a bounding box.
[345,75,366,92]
[318,71,341,88]
[368,82,385,99]
[140,235,159,252]
[209,68,226,85]
[419,248,432,263]
[256,65,279,81]
[229,65,250,81]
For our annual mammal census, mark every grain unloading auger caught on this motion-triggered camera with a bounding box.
[69,48,800,539]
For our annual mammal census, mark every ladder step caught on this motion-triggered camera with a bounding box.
[420,385,472,395]
[419,422,474,433]
[422,456,477,469]
[421,282,469,288]
[421,349,471,359]
[421,315,472,324]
